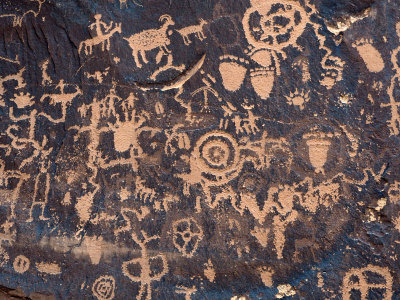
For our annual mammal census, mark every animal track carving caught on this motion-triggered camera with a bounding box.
[352,38,385,73]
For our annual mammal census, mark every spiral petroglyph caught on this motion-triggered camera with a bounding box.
[0,0,399,298]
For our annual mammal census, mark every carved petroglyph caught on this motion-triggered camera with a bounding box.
[218,56,248,92]
[276,284,296,299]
[124,15,174,68]
[352,38,385,73]
[121,233,168,300]
[118,209,167,300]
[176,285,197,300]
[342,265,392,300]
[223,0,345,99]
[92,275,116,300]
[172,218,203,257]
[178,131,243,206]
[285,89,310,110]
[35,262,61,275]
[384,22,400,135]
[259,266,274,287]
[0,159,29,223]
[85,68,110,83]
[0,0,45,27]
[79,15,121,56]
[13,255,30,274]
[0,247,9,267]
[0,1,398,297]
[204,259,215,282]
[40,59,52,85]
[303,131,333,174]
[176,19,208,45]
[39,80,81,123]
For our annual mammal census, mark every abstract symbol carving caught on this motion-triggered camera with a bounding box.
[120,211,168,300]
[172,218,203,257]
[190,131,241,185]
[241,0,308,99]
[242,1,308,50]
[303,131,333,174]
[384,22,400,135]
[92,275,116,300]
[13,255,30,274]
[342,265,392,300]
[217,0,344,99]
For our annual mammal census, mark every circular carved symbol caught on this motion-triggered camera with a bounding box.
[173,218,203,257]
[193,131,242,185]
[92,275,116,300]
[242,0,307,50]
[13,255,30,274]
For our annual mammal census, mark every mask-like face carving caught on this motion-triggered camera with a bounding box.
[243,0,307,50]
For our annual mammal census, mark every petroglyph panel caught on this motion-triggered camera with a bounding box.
[0,0,399,299]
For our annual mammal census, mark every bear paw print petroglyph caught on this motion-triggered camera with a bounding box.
[217,0,345,99]
[249,67,276,100]
[11,91,34,109]
[352,38,385,73]
[218,55,249,92]
[285,89,310,110]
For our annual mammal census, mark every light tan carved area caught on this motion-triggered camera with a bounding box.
[383,22,400,135]
[217,0,345,100]
[342,266,392,300]
[92,275,116,300]
[352,38,385,73]
[0,0,399,299]
[0,0,46,27]
[35,262,61,275]
[79,15,121,56]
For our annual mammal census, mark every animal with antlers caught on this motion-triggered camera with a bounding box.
[176,18,208,45]
[123,15,175,68]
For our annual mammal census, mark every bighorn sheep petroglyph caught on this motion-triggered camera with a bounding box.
[176,19,207,45]
[123,15,175,68]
